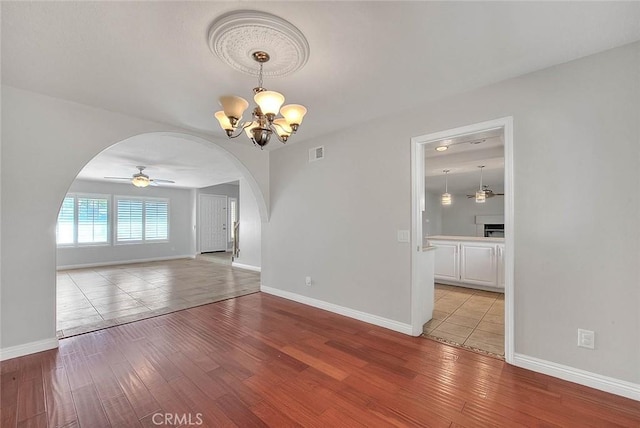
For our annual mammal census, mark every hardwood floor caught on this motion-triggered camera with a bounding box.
[2,293,639,427]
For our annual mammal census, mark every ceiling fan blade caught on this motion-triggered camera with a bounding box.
[104,177,132,180]
[149,181,159,186]
[151,179,175,184]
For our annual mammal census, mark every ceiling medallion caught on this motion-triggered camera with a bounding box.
[208,10,310,77]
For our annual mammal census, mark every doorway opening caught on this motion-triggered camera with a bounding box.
[411,117,514,362]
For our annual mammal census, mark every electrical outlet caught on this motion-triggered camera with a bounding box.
[577,329,595,349]
[305,276,312,286]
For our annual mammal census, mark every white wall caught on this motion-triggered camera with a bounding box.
[0,86,269,355]
[197,181,240,251]
[264,42,640,385]
[232,178,262,270]
[56,179,195,268]
[440,193,504,237]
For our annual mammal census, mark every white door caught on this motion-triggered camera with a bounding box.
[460,243,497,287]
[430,240,459,282]
[199,194,227,252]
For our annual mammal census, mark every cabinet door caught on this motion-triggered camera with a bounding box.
[430,241,459,282]
[496,244,505,289]
[460,243,497,287]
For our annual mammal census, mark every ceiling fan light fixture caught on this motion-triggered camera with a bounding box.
[132,175,150,188]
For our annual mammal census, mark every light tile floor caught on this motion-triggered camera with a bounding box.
[56,254,259,338]
[423,283,505,357]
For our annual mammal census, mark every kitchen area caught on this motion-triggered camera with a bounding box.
[421,127,506,357]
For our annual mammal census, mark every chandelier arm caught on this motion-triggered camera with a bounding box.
[224,121,255,139]
[268,123,289,144]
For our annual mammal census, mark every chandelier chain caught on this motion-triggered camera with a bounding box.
[258,62,264,89]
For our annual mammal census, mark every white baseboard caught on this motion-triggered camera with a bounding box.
[231,262,261,272]
[513,353,640,401]
[1,337,59,361]
[57,254,196,270]
[260,285,413,335]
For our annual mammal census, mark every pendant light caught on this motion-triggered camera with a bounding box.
[475,165,486,203]
[441,169,452,206]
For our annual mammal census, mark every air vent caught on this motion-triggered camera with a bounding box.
[309,146,324,162]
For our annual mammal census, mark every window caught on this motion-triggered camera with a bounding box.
[144,200,169,240]
[116,197,169,243]
[56,194,109,246]
[116,199,143,242]
[56,197,75,245]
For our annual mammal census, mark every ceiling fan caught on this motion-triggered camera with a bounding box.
[104,166,175,188]
[466,185,504,199]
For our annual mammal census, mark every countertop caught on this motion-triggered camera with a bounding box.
[427,235,505,243]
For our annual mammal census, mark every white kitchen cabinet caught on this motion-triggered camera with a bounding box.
[427,236,504,291]
[460,243,497,287]
[430,240,459,282]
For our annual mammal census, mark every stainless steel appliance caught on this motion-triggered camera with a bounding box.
[484,224,504,238]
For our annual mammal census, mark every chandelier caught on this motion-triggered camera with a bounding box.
[214,51,307,149]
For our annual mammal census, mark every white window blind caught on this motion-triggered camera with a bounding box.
[117,199,143,242]
[56,196,75,245]
[56,194,109,246]
[77,197,109,244]
[145,200,168,240]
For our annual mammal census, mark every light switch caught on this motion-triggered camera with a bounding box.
[397,230,410,243]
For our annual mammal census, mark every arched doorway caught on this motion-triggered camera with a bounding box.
[54,132,268,337]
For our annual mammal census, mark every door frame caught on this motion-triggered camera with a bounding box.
[410,116,515,363]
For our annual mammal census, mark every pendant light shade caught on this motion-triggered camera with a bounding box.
[219,95,249,121]
[475,165,486,203]
[214,111,233,131]
[273,118,293,141]
[254,90,285,117]
[441,169,452,206]
[280,104,307,129]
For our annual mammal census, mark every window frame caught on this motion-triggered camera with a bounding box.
[114,195,170,245]
[56,193,111,248]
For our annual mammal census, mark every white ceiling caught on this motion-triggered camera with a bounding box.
[2,2,638,187]
[2,1,639,151]
[76,135,243,189]
[425,129,504,195]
